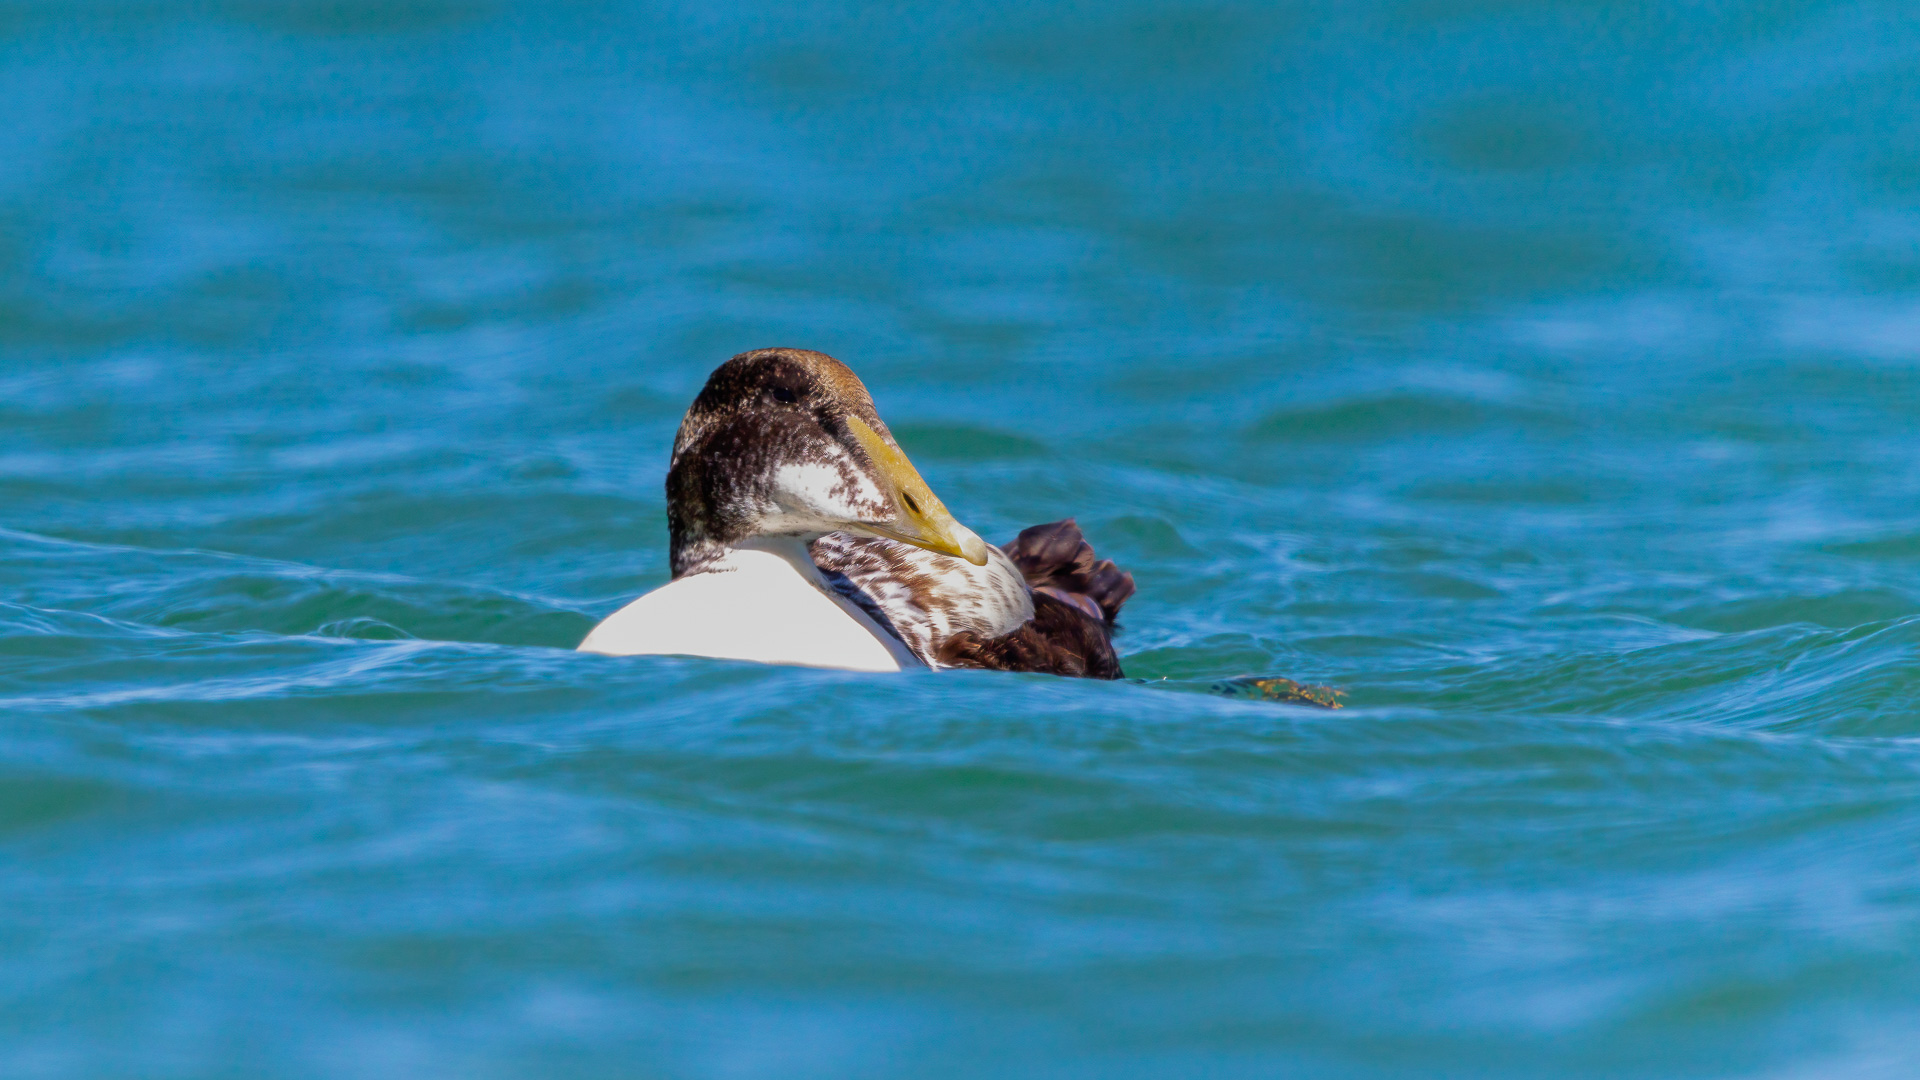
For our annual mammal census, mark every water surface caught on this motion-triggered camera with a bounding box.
[8,1,1920,1076]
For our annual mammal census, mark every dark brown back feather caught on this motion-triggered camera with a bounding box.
[814,518,1136,680]
[936,591,1124,679]
[934,520,1133,680]
[1000,519,1136,625]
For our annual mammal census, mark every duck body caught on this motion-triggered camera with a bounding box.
[577,537,920,672]
[579,347,1134,678]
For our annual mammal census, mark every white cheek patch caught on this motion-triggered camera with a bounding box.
[773,459,884,524]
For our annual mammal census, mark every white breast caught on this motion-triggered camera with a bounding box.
[577,537,921,672]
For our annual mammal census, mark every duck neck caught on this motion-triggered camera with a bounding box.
[672,531,824,579]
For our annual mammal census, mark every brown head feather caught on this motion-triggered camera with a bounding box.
[667,348,908,575]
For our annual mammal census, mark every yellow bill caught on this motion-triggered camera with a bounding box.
[844,414,991,566]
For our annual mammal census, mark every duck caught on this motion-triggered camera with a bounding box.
[578,347,1134,677]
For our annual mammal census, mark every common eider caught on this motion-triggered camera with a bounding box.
[578,347,1134,677]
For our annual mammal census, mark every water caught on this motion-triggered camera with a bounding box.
[7,1,1920,1075]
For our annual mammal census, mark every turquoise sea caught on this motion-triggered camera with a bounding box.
[10,2,1920,1076]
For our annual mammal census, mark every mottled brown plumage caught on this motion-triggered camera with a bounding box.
[649,346,1136,678]
[936,590,1124,678]
[937,520,1134,679]
[815,518,1135,679]
[668,348,902,576]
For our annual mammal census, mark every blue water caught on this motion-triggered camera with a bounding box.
[10,1,1920,1075]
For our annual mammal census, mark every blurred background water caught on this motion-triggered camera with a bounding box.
[7,0,1920,1076]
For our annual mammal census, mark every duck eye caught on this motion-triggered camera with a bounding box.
[771,386,797,404]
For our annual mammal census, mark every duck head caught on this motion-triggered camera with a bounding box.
[665,347,991,576]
